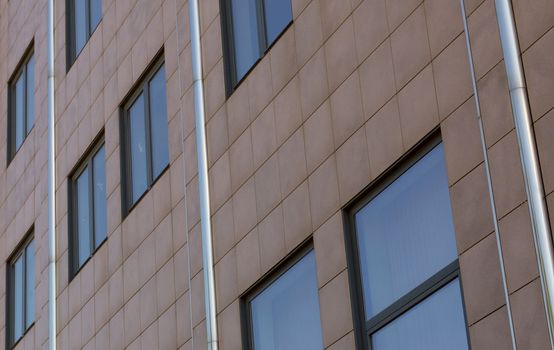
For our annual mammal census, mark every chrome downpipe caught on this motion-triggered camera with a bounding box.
[188,1,219,349]
[495,0,554,347]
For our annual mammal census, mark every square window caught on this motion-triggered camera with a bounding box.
[244,249,323,350]
[221,0,292,92]
[69,139,107,278]
[347,141,470,349]
[7,234,35,348]
[8,50,34,163]
[67,0,102,67]
[120,58,169,214]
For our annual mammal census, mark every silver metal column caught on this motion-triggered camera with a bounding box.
[47,0,57,349]
[495,0,554,347]
[188,1,219,349]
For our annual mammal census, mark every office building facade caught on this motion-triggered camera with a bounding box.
[0,0,553,349]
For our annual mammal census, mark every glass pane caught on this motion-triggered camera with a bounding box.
[76,167,91,267]
[90,0,102,32]
[13,256,24,341]
[25,240,35,328]
[230,0,261,82]
[74,0,87,56]
[251,251,323,350]
[26,56,35,134]
[129,93,149,203]
[372,279,469,350]
[148,66,169,179]
[355,144,458,319]
[263,0,292,45]
[93,146,107,247]
[15,73,25,151]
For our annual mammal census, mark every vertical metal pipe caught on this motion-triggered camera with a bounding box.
[494,0,554,347]
[459,2,517,348]
[188,1,219,349]
[47,0,57,349]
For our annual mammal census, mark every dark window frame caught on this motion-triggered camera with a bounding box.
[239,239,320,350]
[219,0,293,96]
[119,51,169,216]
[68,132,107,280]
[343,131,472,350]
[6,230,35,350]
[7,43,35,165]
[66,0,102,69]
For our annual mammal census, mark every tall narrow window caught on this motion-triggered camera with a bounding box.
[7,234,35,348]
[346,142,470,349]
[67,0,102,66]
[69,140,107,278]
[243,249,324,350]
[221,0,292,92]
[121,58,169,213]
[8,50,34,163]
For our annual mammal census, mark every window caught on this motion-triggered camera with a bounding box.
[7,234,35,348]
[243,248,323,350]
[69,139,107,277]
[120,58,169,213]
[8,50,34,162]
[346,142,470,350]
[221,0,292,92]
[67,0,102,66]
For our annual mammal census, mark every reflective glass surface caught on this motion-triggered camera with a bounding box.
[129,93,148,203]
[355,144,458,318]
[93,146,107,247]
[26,56,34,133]
[15,73,25,151]
[372,279,469,350]
[231,0,260,82]
[263,0,292,45]
[77,167,91,266]
[13,256,24,341]
[25,240,35,328]
[250,251,323,350]
[74,0,87,55]
[148,66,169,179]
[90,0,102,32]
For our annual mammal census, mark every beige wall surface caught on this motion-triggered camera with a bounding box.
[0,0,553,349]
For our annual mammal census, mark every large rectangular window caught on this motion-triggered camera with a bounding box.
[121,58,169,214]
[221,0,292,92]
[8,50,34,163]
[67,0,102,67]
[69,139,107,278]
[346,141,470,349]
[243,248,323,350]
[7,234,35,348]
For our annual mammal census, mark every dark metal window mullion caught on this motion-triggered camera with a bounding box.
[144,85,154,187]
[86,0,91,41]
[344,213,370,350]
[365,261,462,347]
[68,0,76,63]
[224,0,238,89]
[256,0,268,53]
